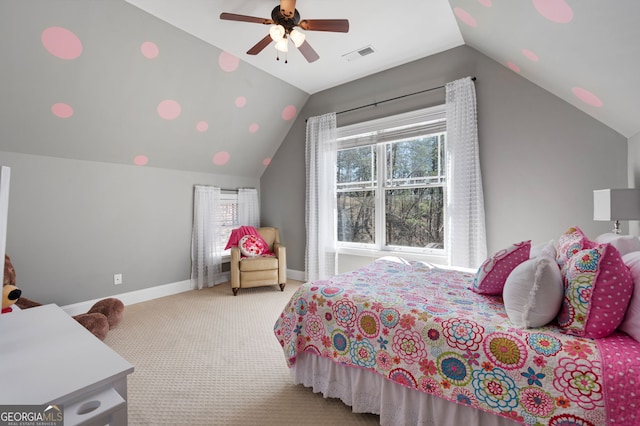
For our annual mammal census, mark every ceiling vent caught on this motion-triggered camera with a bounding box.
[342,45,376,62]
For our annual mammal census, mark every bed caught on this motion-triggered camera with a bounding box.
[273,228,640,425]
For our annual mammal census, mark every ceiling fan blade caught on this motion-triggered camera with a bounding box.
[220,12,272,25]
[297,40,319,63]
[298,19,349,33]
[247,34,273,55]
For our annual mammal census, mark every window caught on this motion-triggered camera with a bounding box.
[217,192,239,257]
[336,105,446,255]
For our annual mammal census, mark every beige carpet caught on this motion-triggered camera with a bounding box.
[104,280,380,425]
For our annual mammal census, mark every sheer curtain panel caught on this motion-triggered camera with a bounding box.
[305,113,338,281]
[238,188,259,227]
[445,77,487,269]
[191,185,222,289]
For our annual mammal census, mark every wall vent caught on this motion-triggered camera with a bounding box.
[342,45,376,62]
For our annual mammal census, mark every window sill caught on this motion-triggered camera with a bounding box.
[337,246,449,268]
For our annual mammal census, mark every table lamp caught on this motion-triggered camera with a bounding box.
[593,188,640,234]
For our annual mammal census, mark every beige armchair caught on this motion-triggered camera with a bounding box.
[230,227,287,296]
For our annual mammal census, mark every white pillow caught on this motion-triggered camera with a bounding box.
[529,240,556,259]
[620,251,640,342]
[503,256,564,328]
[595,233,640,256]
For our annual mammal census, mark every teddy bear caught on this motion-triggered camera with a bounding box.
[3,254,124,341]
[2,280,21,313]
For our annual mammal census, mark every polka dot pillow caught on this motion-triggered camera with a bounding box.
[239,235,267,257]
[557,243,633,338]
[473,240,531,295]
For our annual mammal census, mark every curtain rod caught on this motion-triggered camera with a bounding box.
[334,77,476,117]
[193,185,255,192]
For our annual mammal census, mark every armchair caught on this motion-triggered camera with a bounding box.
[230,227,286,296]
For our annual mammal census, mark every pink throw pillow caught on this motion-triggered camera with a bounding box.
[620,251,640,342]
[556,226,594,268]
[473,240,531,295]
[557,243,633,338]
[239,235,266,257]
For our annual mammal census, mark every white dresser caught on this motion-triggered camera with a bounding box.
[0,304,134,425]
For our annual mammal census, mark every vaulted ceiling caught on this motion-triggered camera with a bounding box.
[1,1,638,178]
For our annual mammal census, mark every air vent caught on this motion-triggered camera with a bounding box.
[342,45,376,62]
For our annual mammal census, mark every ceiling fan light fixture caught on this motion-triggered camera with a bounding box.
[269,24,285,41]
[289,29,306,47]
[275,38,289,52]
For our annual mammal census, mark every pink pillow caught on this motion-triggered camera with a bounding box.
[556,226,594,268]
[620,251,640,342]
[239,235,267,257]
[473,240,531,295]
[558,243,633,338]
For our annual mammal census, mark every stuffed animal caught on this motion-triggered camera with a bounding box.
[2,282,21,314]
[3,254,124,340]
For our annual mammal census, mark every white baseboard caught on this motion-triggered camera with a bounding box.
[61,269,304,316]
[287,269,305,282]
[61,272,231,316]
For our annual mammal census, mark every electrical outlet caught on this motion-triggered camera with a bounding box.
[114,274,123,285]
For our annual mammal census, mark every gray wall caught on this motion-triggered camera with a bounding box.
[261,45,629,272]
[2,151,257,305]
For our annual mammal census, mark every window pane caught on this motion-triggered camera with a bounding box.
[386,135,444,186]
[385,187,444,248]
[337,190,375,244]
[337,146,376,188]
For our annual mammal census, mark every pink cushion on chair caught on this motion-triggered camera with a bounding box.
[473,240,531,295]
[239,235,267,257]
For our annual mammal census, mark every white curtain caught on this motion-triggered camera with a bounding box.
[238,188,259,227]
[191,185,222,289]
[445,77,487,269]
[305,113,338,281]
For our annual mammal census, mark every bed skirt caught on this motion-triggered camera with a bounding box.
[291,352,519,426]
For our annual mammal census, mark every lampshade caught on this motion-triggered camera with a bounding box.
[269,25,285,42]
[289,29,306,47]
[275,38,289,52]
[593,188,640,233]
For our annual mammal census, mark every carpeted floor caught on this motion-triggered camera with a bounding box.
[103,280,380,425]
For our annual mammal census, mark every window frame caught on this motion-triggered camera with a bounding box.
[217,192,239,259]
[335,105,447,259]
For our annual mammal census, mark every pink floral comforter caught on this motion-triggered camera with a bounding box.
[273,258,640,425]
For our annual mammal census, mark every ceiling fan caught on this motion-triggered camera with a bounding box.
[220,0,349,63]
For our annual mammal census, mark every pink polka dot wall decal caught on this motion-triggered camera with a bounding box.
[140,41,159,59]
[507,61,521,73]
[41,27,82,59]
[572,87,603,107]
[282,105,297,121]
[249,123,260,133]
[532,0,573,23]
[213,151,230,166]
[263,158,272,166]
[478,0,492,6]
[522,49,539,62]
[157,99,181,120]
[51,102,73,118]
[219,51,239,72]
[196,121,209,132]
[453,8,478,28]
[134,155,148,166]
[235,96,247,108]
